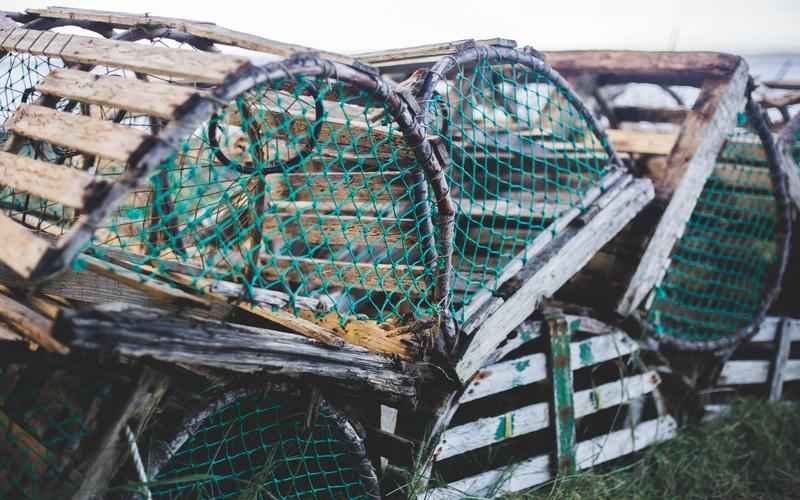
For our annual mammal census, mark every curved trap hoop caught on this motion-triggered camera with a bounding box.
[146,388,379,499]
[415,44,625,329]
[638,98,792,350]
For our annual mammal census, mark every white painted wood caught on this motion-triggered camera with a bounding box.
[769,319,793,400]
[456,178,654,382]
[436,371,660,460]
[617,62,750,316]
[718,360,800,385]
[422,416,677,499]
[461,330,640,404]
[750,316,800,343]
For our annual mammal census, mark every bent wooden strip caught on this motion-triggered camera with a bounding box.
[7,104,147,163]
[0,212,51,278]
[436,371,660,460]
[423,416,677,499]
[0,27,246,84]
[0,151,97,209]
[36,68,198,120]
[262,214,417,246]
[460,330,640,404]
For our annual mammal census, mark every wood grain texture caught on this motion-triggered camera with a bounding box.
[37,68,198,120]
[0,26,247,83]
[7,104,147,163]
[616,62,749,317]
[0,212,51,278]
[0,292,66,353]
[262,214,417,246]
[0,151,98,209]
[719,359,800,385]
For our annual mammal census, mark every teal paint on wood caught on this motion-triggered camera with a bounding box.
[579,341,594,366]
[548,311,576,476]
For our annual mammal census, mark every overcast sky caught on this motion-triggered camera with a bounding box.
[4,1,799,54]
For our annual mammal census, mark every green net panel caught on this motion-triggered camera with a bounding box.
[0,358,114,499]
[646,110,790,349]
[417,45,621,326]
[148,390,378,499]
[88,73,437,326]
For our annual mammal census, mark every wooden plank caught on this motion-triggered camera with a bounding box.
[27,6,355,65]
[423,416,677,499]
[0,151,98,209]
[457,178,654,382]
[606,128,677,156]
[7,104,148,163]
[547,313,576,475]
[36,68,197,120]
[544,50,743,86]
[269,171,408,204]
[262,214,417,246]
[57,303,417,398]
[718,360,800,386]
[750,317,800,343]
[460,330,640,404]
[0,211,51,278]
[616,62,749,317]
[262,255,428,294]
[768,319,792,401]
[0,27,246,84]
[0,292,66,353]
[436,371,660,461]
[354,38,515,65]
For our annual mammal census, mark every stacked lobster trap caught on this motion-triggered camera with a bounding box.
[0,6,796,499]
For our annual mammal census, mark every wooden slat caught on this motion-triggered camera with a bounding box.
[423,416,677,499]
[750,317,800,343]
[617,62,749,317]
[606,129,677,155]
[769,319,793,401]
[0,151,97,209]
[36,69,197,120]
[262,255,428,294]
[6,104,148,163]
[718,359,800,386]
[0,211,51,278]
[0,27,246,84]
[460,330,640,404]
[436,371,660,460]
[354,38,515,65]
[457,178,654,382]
[262,214,417,246]
[269,172,408,204]
[453,197,572,220]
[27,6,356,65]
[0,292,66,353]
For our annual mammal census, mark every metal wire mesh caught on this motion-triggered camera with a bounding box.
[419,47,619,325]
[0,360,113,499]
[149,390,377,499]
[646,111,789,347]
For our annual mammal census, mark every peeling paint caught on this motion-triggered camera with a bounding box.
[580,341,594,366]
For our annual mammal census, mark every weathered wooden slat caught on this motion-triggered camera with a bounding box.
[457,178,654,382]
[36,69,197,120]
[262,214,417,246]
[57,303,418,398]
[354,38,514,65]
[0,212,51,278]
[27,6,356,65]
[262,255,428,294]
[0,151,98,209]
[0,26,247,84]
[423,416,677,499]
[0,292,66,353]
[768,319,793,401]
[718,360,800,386]
[436,371,660,461]
[6,104,148,163]
[269,171,408,204]
[750,316,800,343]
[460,330,640,404]
[617,62,749,317]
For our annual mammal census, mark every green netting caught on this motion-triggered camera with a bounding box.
[87,75,437,326]
[422,51,616,324]
[0,360,113,499]
[647,114,783,345]
[149,391,376,499]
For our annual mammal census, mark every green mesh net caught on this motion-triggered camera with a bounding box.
[83,75,437,327]
[0,360,113,499]
[422,51,616,324]
[149,391,376,499]
[647,115,784,345]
